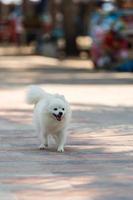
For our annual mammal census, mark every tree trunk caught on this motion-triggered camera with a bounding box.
[62,0,78,56]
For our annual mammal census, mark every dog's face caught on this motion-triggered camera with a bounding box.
[48,99,67,121]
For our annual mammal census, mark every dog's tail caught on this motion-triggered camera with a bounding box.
[26,85,45,105]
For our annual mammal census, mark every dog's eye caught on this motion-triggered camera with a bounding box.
[54,108,58,111]
[62,108,64,110]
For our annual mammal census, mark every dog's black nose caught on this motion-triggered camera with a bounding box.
[59,112,63,116]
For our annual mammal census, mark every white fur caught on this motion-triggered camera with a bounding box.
[26,85,71,152]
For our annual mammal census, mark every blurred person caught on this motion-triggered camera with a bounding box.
[8,6,17,43]
[102,28,129,69]
[90,17,106,68]
[8,5,24,45]
[103,29,116,62]
[15,13,24,45]
[116,34,129,61]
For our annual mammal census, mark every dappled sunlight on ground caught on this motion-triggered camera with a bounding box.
[1,175,113,200]
[0,108,32,124]
[0,56,133,88]
[0,55,94,69]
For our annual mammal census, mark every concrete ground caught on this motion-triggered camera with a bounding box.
[0,56,133,200]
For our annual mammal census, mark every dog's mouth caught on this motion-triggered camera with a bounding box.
[53,114,62,121]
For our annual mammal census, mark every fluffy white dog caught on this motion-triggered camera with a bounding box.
[26,86,71,152]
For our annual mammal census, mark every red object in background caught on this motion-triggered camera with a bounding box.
[0,19,17,43]
[103,30,115,49]
[8,19,17,43]
[0,21,9,41]
[42,21,53,34]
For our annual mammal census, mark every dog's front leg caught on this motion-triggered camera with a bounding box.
[57,131,66,152]
[39,129,48,150]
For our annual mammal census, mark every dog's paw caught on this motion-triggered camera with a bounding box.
[39,144,46,150]
[57,147,64,152]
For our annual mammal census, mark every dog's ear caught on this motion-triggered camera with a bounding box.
[54,94,66,101]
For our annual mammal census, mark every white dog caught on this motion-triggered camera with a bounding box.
[26,86,71,152]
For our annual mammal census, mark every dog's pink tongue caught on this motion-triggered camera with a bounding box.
[56,116,62,121]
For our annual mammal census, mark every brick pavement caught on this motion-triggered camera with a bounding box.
[0,56,133,200]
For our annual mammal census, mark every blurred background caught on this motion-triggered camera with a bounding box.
[0,0,132,71]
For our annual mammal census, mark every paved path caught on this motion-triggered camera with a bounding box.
[0,56,133,200]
